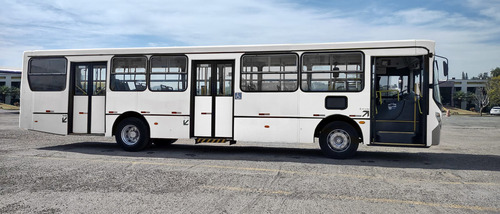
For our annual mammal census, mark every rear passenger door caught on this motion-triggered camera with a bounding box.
[70,62,107,134]
[192,60,234,138]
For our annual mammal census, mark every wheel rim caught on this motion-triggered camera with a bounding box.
[121,124,140,146]
[326,129,351,152]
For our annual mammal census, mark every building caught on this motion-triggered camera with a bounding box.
[440,78,487,110]
[0,69,22,104]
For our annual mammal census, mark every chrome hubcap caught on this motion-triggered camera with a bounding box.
[121,125,140,146]
[327,129,351,152]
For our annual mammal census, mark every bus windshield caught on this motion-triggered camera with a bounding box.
[433,56,448,110]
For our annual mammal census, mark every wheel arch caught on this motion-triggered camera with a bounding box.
[112,111,150,136]
[314,114,363,141]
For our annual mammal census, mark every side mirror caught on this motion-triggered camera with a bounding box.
[443,61,448,77]
[436,55,449,81]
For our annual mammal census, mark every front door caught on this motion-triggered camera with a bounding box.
[192,60,234,138]
[70,62,107,134]
[371,56,427,145]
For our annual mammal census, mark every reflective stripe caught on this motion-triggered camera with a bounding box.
[195,138,227,144]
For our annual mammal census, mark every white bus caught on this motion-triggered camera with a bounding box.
[19,40,448,158]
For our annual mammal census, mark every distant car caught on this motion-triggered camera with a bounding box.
[490,107,500,115]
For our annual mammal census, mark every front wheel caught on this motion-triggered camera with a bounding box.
[319,121,359,159]
[115,117,150,151]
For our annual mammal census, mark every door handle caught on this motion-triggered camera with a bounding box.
[201,112,212,115]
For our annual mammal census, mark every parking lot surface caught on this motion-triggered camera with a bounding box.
[1,110,499,213]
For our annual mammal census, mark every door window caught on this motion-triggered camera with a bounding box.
[75,65,89,95]
[196,64,212,96]
[217,64,232,96]
[93,65,106,96]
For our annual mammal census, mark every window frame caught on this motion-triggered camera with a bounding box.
[110,55,148,92]
[148,55,188,92]
[240,52,299,93]
[300,51,365,93]
[28,57,68,92]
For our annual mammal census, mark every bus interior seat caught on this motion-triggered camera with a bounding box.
[135,83,146,90]
[111,79,130,91]
[160,85,174,91]
[376,92,416,121]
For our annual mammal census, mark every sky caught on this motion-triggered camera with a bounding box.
[1,0,499,78]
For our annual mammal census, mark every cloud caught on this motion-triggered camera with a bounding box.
[394,8,448,25]
[466,0,500,21]
[0,0,499,77]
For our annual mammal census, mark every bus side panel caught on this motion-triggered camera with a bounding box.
[105,114,118,137]
[146,116,190,139]
[32,114,67,135]
[234,118,299,143]
[137,91,191,117]
[105,92,138,137]
[106,92,138,114]
[298,119,320,143]
[19,55,32,130]
[233,92,299,143]
[234,92,299,117]
[138,91,191,139]
[30,91,69,135]
[297,92,371,144]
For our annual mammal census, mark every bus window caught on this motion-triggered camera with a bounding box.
[28,57,67,91]
[241,54,298,92]
[110,56,147,91]
[150,55,187,91]
[301,52,363,92]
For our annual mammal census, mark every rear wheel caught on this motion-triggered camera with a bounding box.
[319,121,359,159]
[115,117,150,151]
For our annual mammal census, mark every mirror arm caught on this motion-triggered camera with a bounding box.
[436,55,449,81]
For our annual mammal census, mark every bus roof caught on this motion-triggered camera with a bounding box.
[24,40,435,57]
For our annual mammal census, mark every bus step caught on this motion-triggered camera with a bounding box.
[195,138,235,144]
[371,142,426,147]
[375,131,416,143]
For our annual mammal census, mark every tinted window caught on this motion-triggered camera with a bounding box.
[28,57,67,91]
[325,96,348,109]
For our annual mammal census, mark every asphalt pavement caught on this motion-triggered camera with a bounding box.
[1,111,499,213]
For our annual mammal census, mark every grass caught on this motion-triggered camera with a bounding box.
[0,103,20,110]
[443,106,479,115]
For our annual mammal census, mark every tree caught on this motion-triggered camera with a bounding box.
[488,76,500,106]
[0,85,10,104]
[488,67,500,106]
[491,67,500,78]
[453,90,469,107]
[9,87,20,105]
[472,87,489,116]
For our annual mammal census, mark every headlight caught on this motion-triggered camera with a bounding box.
[435,112,441,123]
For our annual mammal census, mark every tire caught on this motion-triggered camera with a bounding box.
[319,121,359,159]
[115,117,151,152]
[153,138,177,147]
